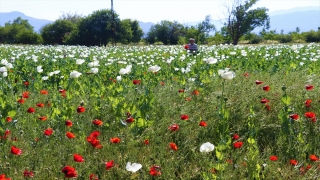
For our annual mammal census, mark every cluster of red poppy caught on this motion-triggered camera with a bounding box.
[86,131,102,148]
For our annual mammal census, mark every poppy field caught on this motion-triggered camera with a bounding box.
[0,43,320,179]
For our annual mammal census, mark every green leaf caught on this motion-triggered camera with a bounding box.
[247,138,255,144]
[281,94,291,106]
[7,110,17,117]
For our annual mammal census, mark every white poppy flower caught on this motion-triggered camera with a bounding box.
[42,76,49,80]
[70,70,82,78]
[221,71,236,80]
[119,68,131,75]
[88,61,100,67]
[0,67,7,72]
[148,65,161,73]
[76,59,85,65]
[90,68,99,74]
[2,72,8,77]
[205,57,217,64]
[126,162,142,173]
[116,75,121,81]
[200,142,215,153]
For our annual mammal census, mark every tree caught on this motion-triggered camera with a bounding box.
[0,17,42,44]
[117,19,143,44]
[41,20,77,44]
[145,20,185,45]
[224,0,269,45]
[195,15,216,44]
[59,12,83,24]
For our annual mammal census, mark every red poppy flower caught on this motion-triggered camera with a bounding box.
[289,114,300,120]
[105,160,114,170]
[184,44,189,50]
[11,146,22,155]
[310,154,319,161]
[305,112,316,119]
[66,132,76,139]
[36,102,45,107]
[24,81,29,86]
[87,131,102,148]
[0,174,11,180]
[178,89,184,93]
[144,139,149,145]
[168,124,179,131]
[265,104,271,111]
[160,81,165,86]
[110,137,121,144]
[290,159,298,166]
[6,116,12,122]
[125,117,134,123]
[17,98,25,104]
[27,107,35,113]
[305,84,314,90]
[38,116,47,121]
[149,166,161,176]
[44,128,53,136]
[260,98,269,104]
[243,72,249,77]
[74,154,84,162]
[89,174,98,180]
[255,80,263,85]
[77,106,85,113]
[23,169,34,178]
[133,79,141,85]
[199,120,207,127]
[180,114,189,120]
[22,91,30,98]
[92,119,103,126]
[169,142,178,151]
[61,166,77,178]
[232,134,240,140]
[305,99,312,108]
[233,142,243,149]
[263,85,270,92]
[192,90,199,95]
[40,90,48,95]
[269,155,278,161]
[65,120,73,127]
[185,97,192,101]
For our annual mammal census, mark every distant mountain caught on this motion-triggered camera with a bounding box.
[0,11,53,32]
[1,7,319,35]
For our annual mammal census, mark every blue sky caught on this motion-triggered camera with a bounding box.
[0,0,319,23]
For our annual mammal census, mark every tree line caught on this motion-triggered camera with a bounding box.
[0,0,319,46]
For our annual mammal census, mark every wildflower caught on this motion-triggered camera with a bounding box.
[221,70,236,80]
[126,162,142,173]
[184,44,189,50]
[38,116,47,121]
[192,90,199,95]
[243,72,249,77]
[126,117,134,123]
[232,134,240,140]
[169,142,178,151]
[290,159,298,166]
[27,107,35,113]
[310,154,319,161]
[260,98,269,104]
[305,84,314,90]
[17,98,25,104]
[87,131,102,148]
[77,106,85,113]
[0,174,11,180]
[105,160,114,170]
[263,85,270,92]
[269,155,278,161]
[90,68,99,74]
[178,89,184,93]
[40,90,48,95]
[65,120,73,127]
[23,169,34,177]
[11,146,22,155]
[6,116,12,122]
[148,65,161,73]
[199,120,207,127]
[74,154,84,162]
[66,132,76,139]
[168,124,179,131]
[305,99,312,108]
[89,174,98,180]
[92,119,103,126]
[180,114,189,120]
[255,80,263,85]
[305,112,316,119]
[61,166,77,178]
[200,142,215,152]
[144,139,149,145]
[133,79,141,85]
[289,114,300,120]
[110,137,121,144]
[44,128,53,136]
[22,91,30,98]
[233,142,243,149]
[36,102,45,107]
[70,70,82,78]
[149,166,161,176]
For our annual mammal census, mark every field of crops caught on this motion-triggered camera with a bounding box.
[0,43,320,179]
